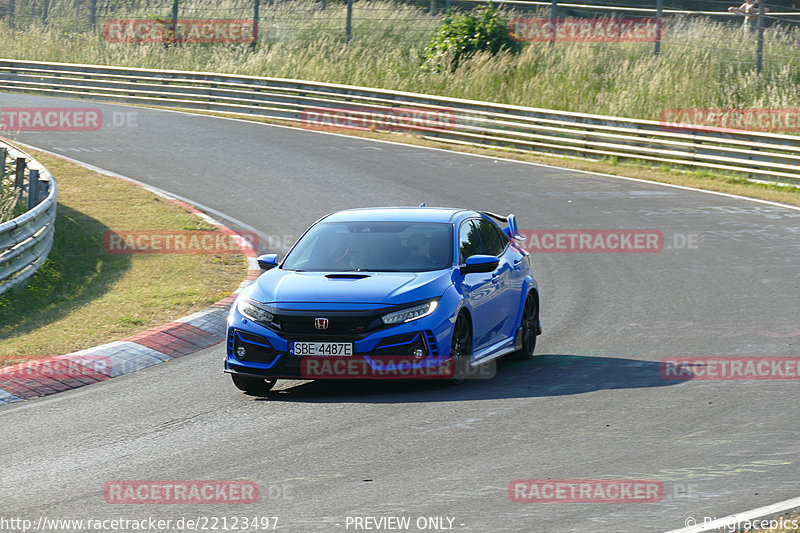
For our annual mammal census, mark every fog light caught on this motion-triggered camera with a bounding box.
[412,348,425,358]
[236,346,247,360]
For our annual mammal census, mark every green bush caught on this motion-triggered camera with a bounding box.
[421,5,520,72]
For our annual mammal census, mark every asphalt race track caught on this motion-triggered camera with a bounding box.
[1,93,799,532]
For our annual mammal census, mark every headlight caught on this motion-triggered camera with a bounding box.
[381,301,438,325]
[237,299,274,325]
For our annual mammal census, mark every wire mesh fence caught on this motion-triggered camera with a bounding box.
[1,0,798,129]
[1,0,798,66]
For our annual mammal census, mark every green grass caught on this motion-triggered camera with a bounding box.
[0,1,798,123]
[0,147,247,363]
[0,155,24,223]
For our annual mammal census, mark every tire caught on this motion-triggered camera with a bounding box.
[509,292,538,361]
[231,374,275,395]
[449,311,472,385]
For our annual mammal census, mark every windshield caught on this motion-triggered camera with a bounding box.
[282,221,453,272]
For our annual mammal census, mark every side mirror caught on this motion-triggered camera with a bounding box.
[257,253,279,270]
[460,255,499,275]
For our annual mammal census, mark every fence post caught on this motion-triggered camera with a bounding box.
[345,0,353,43]
[756,0,765,74]
[14,158,26,190]
[252,0,259,48]
[549,0,557,46]
[8,0,14,29]
[0,148,7,181]
[654,0,663,55]
[27,170,39,210]
[172,0,179,43]
[90,0,97,30]
[430,0,436,15]
[42,0,49,26]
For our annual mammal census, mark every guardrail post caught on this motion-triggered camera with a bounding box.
[14,158,26,190]
[430,0,436,15]
[654,0,663,55]
[345,0,353,43]
[0,148,7,180]
[27,169,39,210]
[756,1,765,74]
[8,0,14,29]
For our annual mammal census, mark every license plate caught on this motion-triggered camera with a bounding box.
[291,342,353,356]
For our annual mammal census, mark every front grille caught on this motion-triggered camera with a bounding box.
[269,312,385,339]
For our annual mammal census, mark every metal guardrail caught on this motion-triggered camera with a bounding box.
[0,59,798,183]
[0,140,57,295]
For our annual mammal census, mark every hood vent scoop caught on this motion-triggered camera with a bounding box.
[325,273,371,280]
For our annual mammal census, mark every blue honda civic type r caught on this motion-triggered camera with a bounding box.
[225,206,541,394]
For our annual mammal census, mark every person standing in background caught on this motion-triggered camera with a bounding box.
[729,0,768,33]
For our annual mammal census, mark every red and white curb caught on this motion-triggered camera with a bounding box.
[0,148,260,405]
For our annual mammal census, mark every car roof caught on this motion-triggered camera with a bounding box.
[321,207,477,224]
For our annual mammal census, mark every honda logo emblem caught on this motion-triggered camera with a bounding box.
[314,318,329,330]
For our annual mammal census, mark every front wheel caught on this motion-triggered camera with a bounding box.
[231,374,275,395]
[449,312,472,385]
[509,292,538,361]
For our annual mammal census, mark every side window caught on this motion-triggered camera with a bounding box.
[475,219,507,257]
[458,220,481,263]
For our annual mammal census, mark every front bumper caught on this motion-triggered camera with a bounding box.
[225,306,455,380]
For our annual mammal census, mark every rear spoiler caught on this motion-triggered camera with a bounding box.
[481,211,525,241]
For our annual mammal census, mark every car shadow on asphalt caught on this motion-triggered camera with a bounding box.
[251,354,689,403]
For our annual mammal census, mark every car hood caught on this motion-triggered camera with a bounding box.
[245,268,453,308]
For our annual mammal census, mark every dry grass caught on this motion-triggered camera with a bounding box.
[0,1,798,122]
[0,147,247,363]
